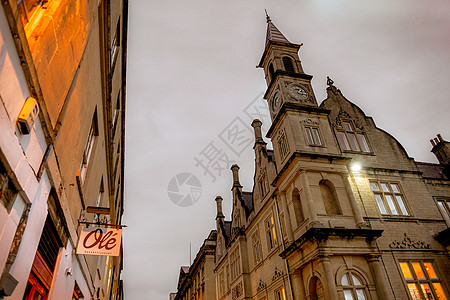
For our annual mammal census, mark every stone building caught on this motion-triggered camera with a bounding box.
[174,15,450,300]
[0,0,127,299]
[174,231,217,300]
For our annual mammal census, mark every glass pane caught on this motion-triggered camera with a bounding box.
[386,195,399,215]
[337,132,351,150]
[348,133,361,151]
[424,263,437,279]
[400,262,414,279]
[344,290,354,300]
[370,182,379,191]
[375,194,388,214]
[352,275,362,285]
[341,273,350,286]
[396,196,409,215]
[421,283,435,300]
[437,202,450,223]
[412,263,426,279]
[312,128,321,145]
[391,183,400,193]
[343,122,352,132]
[380,183,390,192]
[408,283,422,300]
[432,283,447,300]
[356,289,366,300]
[305,127,314,145]
[357,134,370,152]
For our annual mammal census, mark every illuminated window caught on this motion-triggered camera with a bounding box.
[399,261,447,300]
[336,121,370,153]
[341,271,367,300]
[18,0,50,25]
[370,181,409,216]
[275,287,286,300]
[79,110,99,182]
[305,126,322,146]
[252,230,262,264]
[265,215,277,250]
[230,247,241,281]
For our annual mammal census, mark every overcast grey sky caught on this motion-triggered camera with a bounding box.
[123,1,450,299]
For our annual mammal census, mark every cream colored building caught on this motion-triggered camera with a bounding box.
[175,15,450,300]
[0,0,127,299]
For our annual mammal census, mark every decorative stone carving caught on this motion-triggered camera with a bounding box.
[389,233,431,250]
[256,279,266,291]
[303,118,319,125]
[231,281,243,300]
[272,266,284,281]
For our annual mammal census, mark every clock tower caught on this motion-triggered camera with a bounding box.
[258,14,341,170]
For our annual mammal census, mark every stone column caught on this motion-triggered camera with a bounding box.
[366,254,391,300]
[299,170,319,224]
[291,270,306,300]
[280,191,294,243]
[342,173,365,227]
[320,255,339,300]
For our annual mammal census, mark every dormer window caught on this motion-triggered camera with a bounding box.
[336,121,370,153]
[282,56,294,73]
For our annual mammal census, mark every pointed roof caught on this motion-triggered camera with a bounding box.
[265,13,291,46]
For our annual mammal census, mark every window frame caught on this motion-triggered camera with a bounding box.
[278,130,290,160]
[340,271,368,300]
[230,246,241,282]
[252,230,263,265]
[305,126,323,146]
[79,111,99,182]
[336,121,371,153]
[275,286,286,300]
[436,197,450,226]
[265,215,277,250]
[399,261,448,300]
[370,181,410,217]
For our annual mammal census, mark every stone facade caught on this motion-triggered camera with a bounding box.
[174,16,450,300]
[0,0,127,299]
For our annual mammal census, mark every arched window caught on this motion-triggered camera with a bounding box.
[320,180,342,215]
[269,63,275,80]
[341,271,368,300]
[282,57,295,73]
[292,189,305,225]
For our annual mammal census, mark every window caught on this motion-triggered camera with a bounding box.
[275,287,286,300]
[218,270,225,296]
[0,160,18,211]
[79,111,99,182]
[370,181,409,216]
[320,180,342,215]
[111,19,121,67]
[283,56,295,73]
[399,261,447,300]
[252,230,263,264]
[305,126,322,146]
[280,213,287,239]
[259,172,269,197]
[226,264,230,291]
[278,131,289,160]
[230,247,241,281]
[336,121,370,153]
[266,215,277,250]
[112,91,121,136]
[341,271,367,300]
[269,63,275,80]
[436,198,450,226]
[18,0,50,25]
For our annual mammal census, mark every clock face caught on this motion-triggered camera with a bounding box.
[271,92,281,113]
[288,84,309,101]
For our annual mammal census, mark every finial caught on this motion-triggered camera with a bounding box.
[265,9,271,23]
[327,76,334,86]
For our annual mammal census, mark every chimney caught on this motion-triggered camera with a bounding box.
[430,134,450,165]
[251,119,266,145]
[231,164,242,188]
[215,196,225,220]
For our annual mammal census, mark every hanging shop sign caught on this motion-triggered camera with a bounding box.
[76,227,122,256]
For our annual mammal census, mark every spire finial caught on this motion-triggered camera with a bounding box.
[265,9,271,23]
[327,76,334,86]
